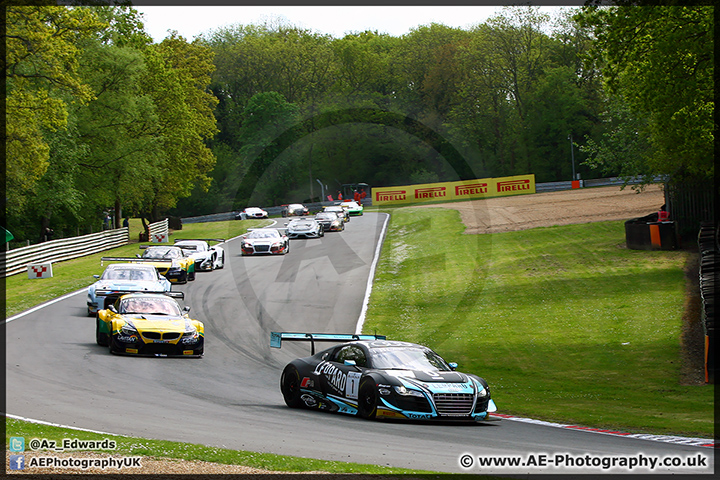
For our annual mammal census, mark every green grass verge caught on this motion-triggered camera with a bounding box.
[4,418,433,474]
[363,207,713,438]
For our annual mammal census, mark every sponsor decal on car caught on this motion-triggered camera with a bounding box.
[313,360,347,392]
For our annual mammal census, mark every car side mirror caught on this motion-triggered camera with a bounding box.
[159,275,167,281]
[449,362,458,371]
[93,275,100,279]
[344,360,357,366]
[109,305,118,313]
[183,306,191,314]
[135,254,141,258]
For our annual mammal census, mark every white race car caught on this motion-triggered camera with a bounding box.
[241,229,290,255]
[286,218,324,239]
[174,239,225,271]
[242,207,269,219]
[87,263,171,316]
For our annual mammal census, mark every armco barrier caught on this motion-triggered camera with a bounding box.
[1,218,169,278]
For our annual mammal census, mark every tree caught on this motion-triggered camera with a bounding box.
[576,5,713,183]
[4,6,105,210]
[140,33,219,220]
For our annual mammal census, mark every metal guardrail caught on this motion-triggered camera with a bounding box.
[181,177,664,224]
[1,218,169,278]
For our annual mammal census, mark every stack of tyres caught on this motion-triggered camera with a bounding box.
[697,223,717,383]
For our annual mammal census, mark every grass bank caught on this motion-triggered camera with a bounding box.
[363,207,713,438]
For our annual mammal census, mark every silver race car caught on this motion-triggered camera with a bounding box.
[286,218,324,239]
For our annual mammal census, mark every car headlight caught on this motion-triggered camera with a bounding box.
[394,385,425,397]
[474,382,488,398]
[121,323,138,335]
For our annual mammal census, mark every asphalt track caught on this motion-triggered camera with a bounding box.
[5,212,714,474]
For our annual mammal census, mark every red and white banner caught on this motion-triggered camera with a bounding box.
[28,263,53,279]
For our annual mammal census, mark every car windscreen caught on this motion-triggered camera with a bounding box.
[369,347,451,371]
[247,230,279,239]
[119,298,181,315]
[102,268,156,281]
[142,248,182,259]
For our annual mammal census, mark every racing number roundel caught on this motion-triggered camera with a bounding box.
[346,371,361,399]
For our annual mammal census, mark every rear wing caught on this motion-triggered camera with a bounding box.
[270,332,386,355]
[174,238,225,244]
[95,289,184,300]
[139,244,190,250]
[100,257,172,266]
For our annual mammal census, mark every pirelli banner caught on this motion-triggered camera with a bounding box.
[372,174,536,206]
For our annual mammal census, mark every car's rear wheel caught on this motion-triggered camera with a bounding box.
[280,365,303,408]
[95,316,108,346]
[357,377,378,419]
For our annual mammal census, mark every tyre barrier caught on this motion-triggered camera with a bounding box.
[624,212,678,250]
[697,222,717,383]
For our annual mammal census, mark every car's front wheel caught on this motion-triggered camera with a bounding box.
[280,365,303,408]
[95,316,109,346]
[357,377,378,419]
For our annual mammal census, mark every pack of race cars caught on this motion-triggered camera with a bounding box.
[88,203,498,423]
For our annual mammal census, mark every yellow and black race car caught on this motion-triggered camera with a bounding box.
[95,291,204,357]
[102,245,195,284]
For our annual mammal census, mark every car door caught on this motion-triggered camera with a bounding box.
[315,345,367,401]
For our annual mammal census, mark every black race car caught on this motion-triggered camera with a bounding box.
[271,332,497,422]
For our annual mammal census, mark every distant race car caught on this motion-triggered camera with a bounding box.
[339,200,363,216]
[174,239,225,271]
[241,228,290,255]
[314,212,344,232]
[272,333,497,422]
[323,205,350,222]
[286,218,324,239]
[138,245,196,283]
[95,291,204,357]
[240,207,269,219]
[284,203,309,217]
[87,263,171,316]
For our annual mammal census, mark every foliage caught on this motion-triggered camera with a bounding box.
[4,6,106,210]
[576,5,714,183]
[6,5,712,241]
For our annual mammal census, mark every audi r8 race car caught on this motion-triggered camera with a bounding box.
[284,203,309,217]
[314,212,344,232]
[87,263,171,316]
[323,205,350,222]
[286,218,324,239]
[272,333,497,422]
[241,207,269,219]
[241,228,290,255]
[174,239,225,271]
[95,291,204,357]
[139,245,196,283]
[339,200,364,216]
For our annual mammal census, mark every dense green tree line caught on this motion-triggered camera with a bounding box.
[3,5,713,243]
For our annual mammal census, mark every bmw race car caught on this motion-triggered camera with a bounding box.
[272,333,497,422]
[314,212,344,232]
[96,291,204,357]
[87,263,171,316]
[241,229,290,255]
[138,245,196,283]
[174,239,225,271]
[286,218,324,239]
